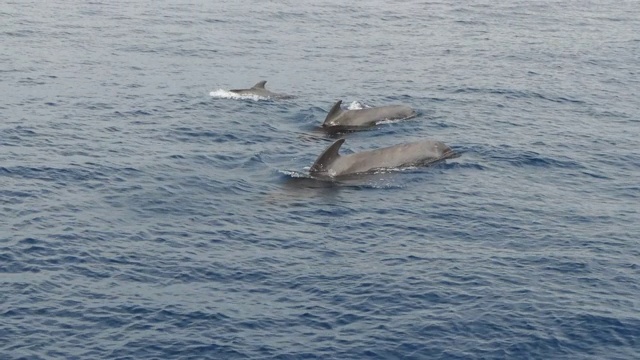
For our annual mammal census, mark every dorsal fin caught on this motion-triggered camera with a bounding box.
[310,138,345,174]
[251,81,267,89]
[323,100,344,125]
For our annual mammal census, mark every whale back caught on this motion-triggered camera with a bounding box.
[323,102,415,128]
[343,140,456,174]
[310,139,458,177]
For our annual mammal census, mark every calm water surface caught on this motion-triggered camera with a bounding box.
[1,0,639,359]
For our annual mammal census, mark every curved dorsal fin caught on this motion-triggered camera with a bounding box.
[310,138,345,174]
[323,100,344,125]
[252,81,267,89]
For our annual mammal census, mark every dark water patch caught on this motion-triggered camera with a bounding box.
[580,170,610,180]
[103,126,120,132]
[129,120,160,125]
[2,1,640,359]
[0,166,109,183]
[113,109,156,117]
[0,262,41,274]
[455,20,487,25]
[75,102,115,111]
[174,48,220,58]
[241,152,268,169]
[438,161,487,171]
[17,77,46,85]
[203,18,227,24]
[166,128,240,143]
[471,144,585,169]
[511,152,583,168]
[451,87,586,104]
[3,30,37,37]
[118,44,161,53]
[0,190,38,204]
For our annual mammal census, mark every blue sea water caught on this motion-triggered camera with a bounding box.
[2,0,639,359]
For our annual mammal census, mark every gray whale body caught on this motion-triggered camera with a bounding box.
[229,80,294,99]
[322,100,417,132]
[310,138,457,178]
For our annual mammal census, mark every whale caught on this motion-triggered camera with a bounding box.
[309,138,457,178]
[322,100,417,132]
[229,80,294,99]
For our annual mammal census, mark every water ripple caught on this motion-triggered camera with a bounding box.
[2,0,639,359]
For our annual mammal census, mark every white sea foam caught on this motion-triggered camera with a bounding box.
[346,100,369,110]
[278,169,310,178]
[376,118,408,125]
[209,89,270,101]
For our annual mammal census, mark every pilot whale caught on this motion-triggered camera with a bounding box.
[310,138,457,178]
[229,80,294,99]
[322,100,417,132]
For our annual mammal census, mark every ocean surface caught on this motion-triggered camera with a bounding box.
[2,0,639,359]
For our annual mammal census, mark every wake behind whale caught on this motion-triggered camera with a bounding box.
[210,80,295,100]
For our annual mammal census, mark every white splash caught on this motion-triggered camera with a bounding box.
[346,100,369,110]
[278,169,310,178]
[376,118,408,125]
[209,89,269,101]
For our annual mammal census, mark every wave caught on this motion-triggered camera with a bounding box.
[451,87,586,104]
[278,169,312,179]
[275,166,445,190]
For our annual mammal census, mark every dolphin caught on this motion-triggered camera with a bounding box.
[322,100,417,132]
[309,138,457,178]
[229,80,294,99]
